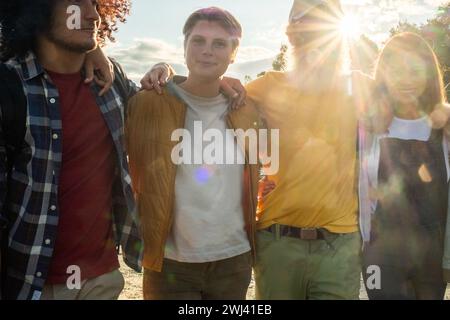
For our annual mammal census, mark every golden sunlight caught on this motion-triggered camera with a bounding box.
[339,14,361,39]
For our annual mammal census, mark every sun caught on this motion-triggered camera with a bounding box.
[339,14,361,40]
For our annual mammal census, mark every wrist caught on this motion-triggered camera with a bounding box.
[153,62,175,77]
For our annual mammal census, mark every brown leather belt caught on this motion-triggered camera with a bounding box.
[264,224,332,241]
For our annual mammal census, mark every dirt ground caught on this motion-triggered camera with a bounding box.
[118,256,450,300]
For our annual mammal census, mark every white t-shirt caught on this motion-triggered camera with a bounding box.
[387,116,432,141]
[164,84,251,263]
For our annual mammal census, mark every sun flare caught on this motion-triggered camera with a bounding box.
[339,14,361,39]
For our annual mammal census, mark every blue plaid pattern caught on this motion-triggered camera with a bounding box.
[0,52,142,300]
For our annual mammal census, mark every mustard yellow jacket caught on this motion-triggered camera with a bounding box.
[125,83,262,272]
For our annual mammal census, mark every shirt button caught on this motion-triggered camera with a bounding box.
[49,98,56,104]
[52,133,58,140]
[50,205,56,211]
[45,239,51,245]
[36,272,42,278]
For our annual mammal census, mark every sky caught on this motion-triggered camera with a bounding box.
[106,0,449,82]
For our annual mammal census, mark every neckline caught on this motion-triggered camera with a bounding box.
[46,69,82,81]
[392,115,429,124]
[174,83,225,102]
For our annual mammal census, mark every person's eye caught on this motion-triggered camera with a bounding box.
[192,38,204,45]
[214,41,227,48]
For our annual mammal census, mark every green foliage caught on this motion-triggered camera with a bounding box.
[257,71,266,78]
[272,45,288,72]
[390,3,450,96]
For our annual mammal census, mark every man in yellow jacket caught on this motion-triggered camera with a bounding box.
[125,7,267,300]
[144,0,364,300]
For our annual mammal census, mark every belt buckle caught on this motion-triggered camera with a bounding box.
[300,228,318,240]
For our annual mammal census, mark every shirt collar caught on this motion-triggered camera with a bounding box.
[9,51,46,81]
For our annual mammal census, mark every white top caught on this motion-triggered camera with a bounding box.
[387,116,432,141]
[164,84,250,263]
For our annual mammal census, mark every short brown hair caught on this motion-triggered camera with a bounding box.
[183,7,242,49]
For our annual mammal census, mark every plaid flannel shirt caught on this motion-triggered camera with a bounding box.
[0,52,143,300]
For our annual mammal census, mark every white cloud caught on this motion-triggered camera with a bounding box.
[236,46,277,63]
[341,0,445,45]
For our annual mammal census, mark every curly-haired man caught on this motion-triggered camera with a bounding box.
[0,0,142,300]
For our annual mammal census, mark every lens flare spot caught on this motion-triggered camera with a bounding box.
[418,164,433,183]
[195,166,213,184]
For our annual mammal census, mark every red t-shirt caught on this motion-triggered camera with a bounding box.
[46,71,119,284]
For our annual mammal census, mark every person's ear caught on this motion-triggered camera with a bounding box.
[183,38,188,58]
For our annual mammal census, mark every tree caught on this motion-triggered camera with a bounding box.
[425,3,450,95]
[255,44,288,78]
[272,44,288,72]
[244,75,253,84]
[389,21,421,36]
